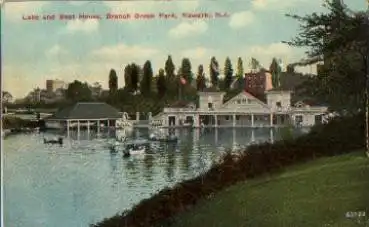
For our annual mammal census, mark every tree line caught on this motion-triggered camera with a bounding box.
[107,55,252,98]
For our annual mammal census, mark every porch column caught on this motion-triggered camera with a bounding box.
[233,114,236,127]
[232,128,236,147]
[97,120,100,136]
[214,115,218,127]
[135,128,139,139]
[193,114,200,128]
[77,120,80,140]
[87,120,90,135]
[136,112,140,122]
[66,120,70,138]
[107,119,110,128]
[215,128,218,143]
[148,112,152,122]
[270,113,274,127]
[251,114,255,127]
[251,129,255,142]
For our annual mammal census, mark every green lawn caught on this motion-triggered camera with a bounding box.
[170,151,369,227]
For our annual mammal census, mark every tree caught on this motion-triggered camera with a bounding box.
[209,57,219,87]
[66,80,92,102]
[130,63,140,92]
[224,57,234,90]
[196,64,206,91]
[284,0,368,113]
[165,55,175,79]
[108,69,118,94]
[269,58,282,88]
[250,58,262,72]
[140,60,153,96]
[236,57,244,78]
[156,68,166,98]
[124,64,132,91]
[180,58,193,84]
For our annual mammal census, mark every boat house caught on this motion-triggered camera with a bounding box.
[45,102,122,136]
[151,88,328,128]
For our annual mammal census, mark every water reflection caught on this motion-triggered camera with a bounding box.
[4,127,309,227]
[142,154,154,182]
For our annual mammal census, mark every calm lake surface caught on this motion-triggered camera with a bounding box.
[3,127,306,227]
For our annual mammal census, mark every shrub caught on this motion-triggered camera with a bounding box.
[92,114,365,227]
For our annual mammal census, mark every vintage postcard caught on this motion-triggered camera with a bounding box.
[1,0,368,226]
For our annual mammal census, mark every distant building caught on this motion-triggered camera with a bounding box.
[46,79,66,93]
[244,70,273,97]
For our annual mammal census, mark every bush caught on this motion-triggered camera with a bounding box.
[92,114,365,227]
[2,117,42,129]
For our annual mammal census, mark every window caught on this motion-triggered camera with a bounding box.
[276,102,282,108]
[242,98,247,103]
[236,115,240,120]
[208,102,213,109]
[237,99,241,104]
[225,116,229,121]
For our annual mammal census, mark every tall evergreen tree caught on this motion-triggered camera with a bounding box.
[196,64,206,91]
[209,56,219,88]
[130,63,140,92]
[236,57,244,78]
[140,60,153,96]
[123,64,132,91]
[180,58,193,84]
[108,69,118,94]
[156,68,166,98]
[165,55,175,78]
[269,58,282,88]
[224,57,234,90]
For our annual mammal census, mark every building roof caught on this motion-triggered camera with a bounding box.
[166,100,194,108]
[47,102,121,120]
[292,98,327,107]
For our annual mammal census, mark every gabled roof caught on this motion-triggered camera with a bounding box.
[222,91,270,109]
[47,102,121,120]
[166,100,194,108]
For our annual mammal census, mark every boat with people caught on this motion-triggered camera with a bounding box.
[44,136,63,145]
[148,130,178,143]
[108,138,149,157]
[123,143,146,158]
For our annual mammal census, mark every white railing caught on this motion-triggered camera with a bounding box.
[150,119,163,127]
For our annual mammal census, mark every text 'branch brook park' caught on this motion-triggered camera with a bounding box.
[22,12,230,21]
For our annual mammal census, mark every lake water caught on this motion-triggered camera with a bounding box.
[3,127,305,227]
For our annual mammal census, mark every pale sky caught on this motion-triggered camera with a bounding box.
[1,0,365,99]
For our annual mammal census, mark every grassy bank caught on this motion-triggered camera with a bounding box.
[93,114,365,227]
[171,151,369,227]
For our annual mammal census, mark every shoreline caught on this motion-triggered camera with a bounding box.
[92,114,365,227]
